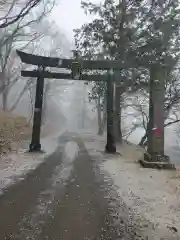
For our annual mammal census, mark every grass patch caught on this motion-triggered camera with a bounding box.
[0,112,31,154]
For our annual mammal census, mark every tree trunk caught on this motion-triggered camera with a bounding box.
[139,131,147,146]
[139,120,150,146]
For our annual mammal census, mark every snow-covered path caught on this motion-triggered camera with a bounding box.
[0,132,125,240]
[0,129,66,195]
[1,131,179,240]
[82,132,180,240]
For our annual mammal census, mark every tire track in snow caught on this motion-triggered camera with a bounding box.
[13,141,79,240]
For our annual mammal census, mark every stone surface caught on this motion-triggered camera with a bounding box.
[139,159,176,170]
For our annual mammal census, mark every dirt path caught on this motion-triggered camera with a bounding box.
[0,132,122,240]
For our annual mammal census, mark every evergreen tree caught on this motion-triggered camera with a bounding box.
[74,0,180,143]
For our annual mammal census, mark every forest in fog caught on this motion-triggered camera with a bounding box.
[1,0,180,159]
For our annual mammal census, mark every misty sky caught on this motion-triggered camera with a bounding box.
[51,0,102,42]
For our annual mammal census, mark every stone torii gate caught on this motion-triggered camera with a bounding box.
[16,50,173,169]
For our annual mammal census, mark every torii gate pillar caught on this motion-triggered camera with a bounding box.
[140,65,175,169]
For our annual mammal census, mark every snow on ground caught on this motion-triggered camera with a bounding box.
[82,132,180,239]
[52,140,79,186]
[0,129,66,195]
[16,140,79,239]
[64,140,79,161]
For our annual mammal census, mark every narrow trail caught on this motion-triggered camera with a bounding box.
[0,133,117,240]
[0,132,145,240]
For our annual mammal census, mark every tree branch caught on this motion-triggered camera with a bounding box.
[0,0,42,28]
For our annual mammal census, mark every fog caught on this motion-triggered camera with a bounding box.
[9,76,97,132]
[1,0,180,164]
[6,67,180,164]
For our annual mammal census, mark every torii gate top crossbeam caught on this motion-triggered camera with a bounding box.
[16,50,122,70]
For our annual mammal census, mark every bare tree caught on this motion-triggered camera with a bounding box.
[0,0,57,111]
[123,71,180,146]
[0,28,43,111]
[0,0,49,28]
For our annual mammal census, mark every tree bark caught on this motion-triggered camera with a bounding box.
[139,131,148,146]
